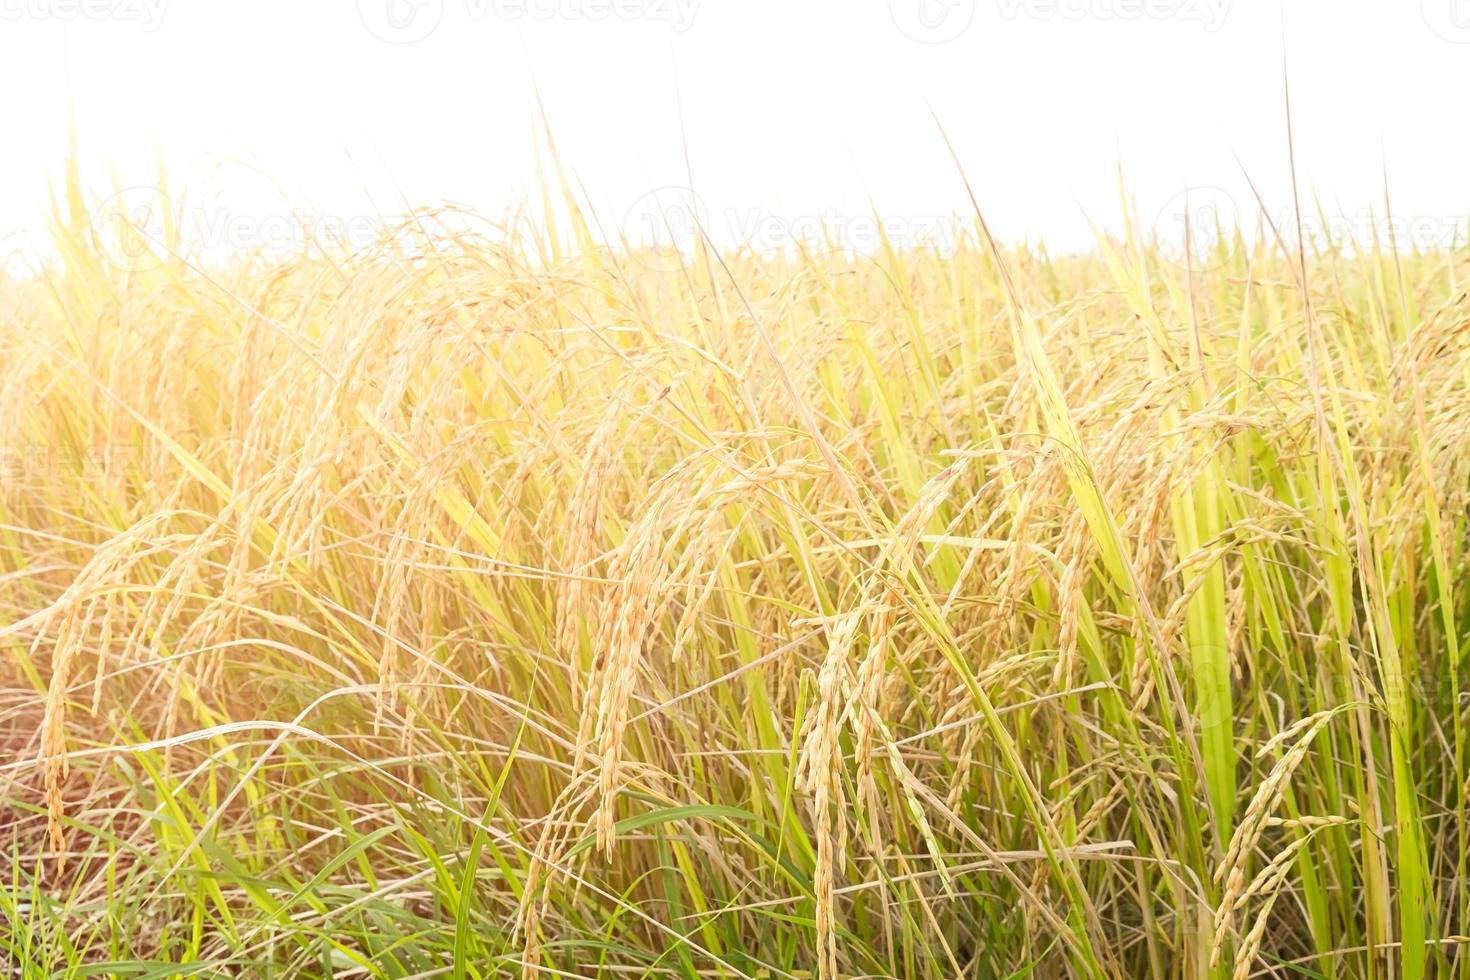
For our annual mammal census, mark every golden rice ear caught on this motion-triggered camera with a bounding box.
[799,608,862,980]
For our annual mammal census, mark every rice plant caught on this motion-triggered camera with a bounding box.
[2,150,1468,979]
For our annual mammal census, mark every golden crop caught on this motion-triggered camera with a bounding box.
[3,159,1468,978]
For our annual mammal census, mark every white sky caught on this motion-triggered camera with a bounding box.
[2,0,1468,266]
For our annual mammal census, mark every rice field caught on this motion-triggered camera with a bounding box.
[3,156,1469,979]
